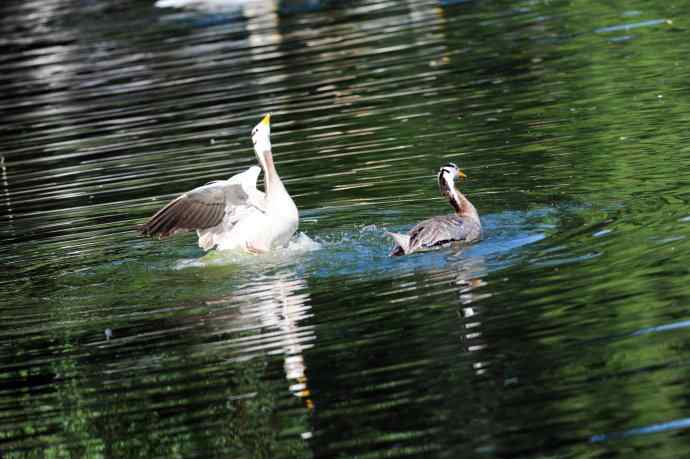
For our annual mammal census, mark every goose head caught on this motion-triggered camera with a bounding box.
[438,162,466,189]
[437,162,467,212]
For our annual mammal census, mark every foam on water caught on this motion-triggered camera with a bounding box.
[174,232,322,269]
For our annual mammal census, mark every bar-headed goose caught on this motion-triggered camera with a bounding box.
[387,163,480,256]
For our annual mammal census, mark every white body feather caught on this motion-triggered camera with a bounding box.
[196,164,299,252]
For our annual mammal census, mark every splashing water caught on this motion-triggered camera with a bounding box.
[174,208,553,278]
[175,232,323,269]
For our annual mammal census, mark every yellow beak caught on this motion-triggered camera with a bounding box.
[261,113,271,126]
[457,170,467,179]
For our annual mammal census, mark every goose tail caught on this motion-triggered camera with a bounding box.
[385,232,411,256]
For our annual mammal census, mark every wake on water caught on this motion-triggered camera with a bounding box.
[174,208,556,276]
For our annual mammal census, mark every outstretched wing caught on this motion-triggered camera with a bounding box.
[137,181,248,238]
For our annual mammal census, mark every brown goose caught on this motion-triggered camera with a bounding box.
[386,163,481,256]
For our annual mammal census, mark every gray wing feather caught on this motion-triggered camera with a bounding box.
[138,181,248,238]
[406,214,480,253]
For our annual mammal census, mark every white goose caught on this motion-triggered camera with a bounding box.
[138,114,299,254]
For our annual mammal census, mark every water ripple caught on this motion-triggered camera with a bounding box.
[2,0,690,457]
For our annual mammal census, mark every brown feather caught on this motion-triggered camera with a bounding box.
[138,194,225,238]
[138,182,247,240]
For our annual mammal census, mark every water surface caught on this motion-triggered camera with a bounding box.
[2,0,690,457]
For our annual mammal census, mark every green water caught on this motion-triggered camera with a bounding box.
[1,0,690,457]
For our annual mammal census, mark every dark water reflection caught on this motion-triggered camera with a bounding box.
[2,0,690,457]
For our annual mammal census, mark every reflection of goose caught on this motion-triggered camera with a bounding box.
[205,270,316,412]
[1,156,13,228]
[138,114,299,254]
[155,0,250,11]
[387,163,481,256]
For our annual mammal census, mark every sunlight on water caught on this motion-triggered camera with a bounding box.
[1,0,690,457]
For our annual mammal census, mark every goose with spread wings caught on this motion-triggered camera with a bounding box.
[386,163,481,256]
[137,114,299,253]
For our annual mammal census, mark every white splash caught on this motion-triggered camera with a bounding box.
[174,232,321,269]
